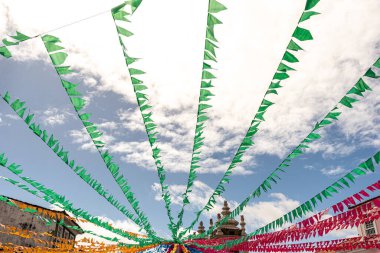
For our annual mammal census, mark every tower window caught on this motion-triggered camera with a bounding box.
[365,221,376,236]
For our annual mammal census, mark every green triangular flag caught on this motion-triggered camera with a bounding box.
[131,0,143,13]
[11,31,30,42]
[117,26,134,37]
[299,11,320,22]
[45,43,64,53]
[0,46,11,58]
[209,0,227,13]
[305,0,320,11]
[278,62,295,72]
[292,27,313,41]
[283,51,299,63]
[287,40,303,51]
[50,52,68,66]
[373,58,380,68]
[42,35,61,43]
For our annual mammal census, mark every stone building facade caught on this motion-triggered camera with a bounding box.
[0,195,83,248]
[335,196,380,253]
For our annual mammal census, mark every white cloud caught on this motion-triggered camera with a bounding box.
[241,193,300,230]
[336,85,380,149]
[97,121,119,130]
[5,114,20,120]
[40,107,73,126]
[309,140,357,159]
[306,83,380,158]
[321,166,348,176]
[305,165,315,170]
[113,141,155,170]
[68,129,96,151]
[75,216,142,245]
[69,127,116,152]
[152,180,224,216]
[0,113,16,126]
[328,226,358,239]
[1,0,379,177]
[152,180,300,231]
[110,138,253,174]
[117,109,146,132]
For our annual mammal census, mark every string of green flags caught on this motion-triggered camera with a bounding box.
[188,56,380,240]
[1,0,380,248]
[174,0,227,239]
[40,33,158,240]
[0,91,160,240]
[0,172,154,245]
[0,31,31,58]
[111,3,177,239]
[180,0,321,239]
[0,1,145,59]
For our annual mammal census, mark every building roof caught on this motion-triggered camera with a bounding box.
[348,195,380,209]
[0,195,84,234]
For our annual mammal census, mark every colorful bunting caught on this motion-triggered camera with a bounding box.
[175,0,227,239]
[186,56,380,240]
[0,31,31,58]
[180,0,322,239]
[111,3,176,238]
[40,34,158,240]
[0,0,379,250]
[194,151,380,249]
[0,92,159,241]
[0,175,155,245]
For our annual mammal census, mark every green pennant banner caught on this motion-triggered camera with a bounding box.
[0,91,163,241]
[111,4,176,238]
[0,31,31,58]
[187,56,380,240]
[174,0,227,239]
[180,0,322,239]
[40,33,158,240]
[0,0,379,247]
[0,182,134,245]
[0,156,155,244]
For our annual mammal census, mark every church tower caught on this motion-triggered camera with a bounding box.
[195,201,248,252]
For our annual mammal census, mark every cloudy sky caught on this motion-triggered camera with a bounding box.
[0,0,379,242]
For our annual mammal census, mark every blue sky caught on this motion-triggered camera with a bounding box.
[0,0,380,242]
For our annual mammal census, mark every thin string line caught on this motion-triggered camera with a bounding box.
[33,8,113,38]
[33,6,127,39]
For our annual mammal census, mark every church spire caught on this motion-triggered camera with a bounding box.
[197,221,205,235]
[195,201,248,239]
[240,215,246,236]
[216,213,223,236]
[221,200,231,217]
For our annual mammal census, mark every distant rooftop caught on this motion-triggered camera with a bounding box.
[0,194,83,233]
[348,195,380,209]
